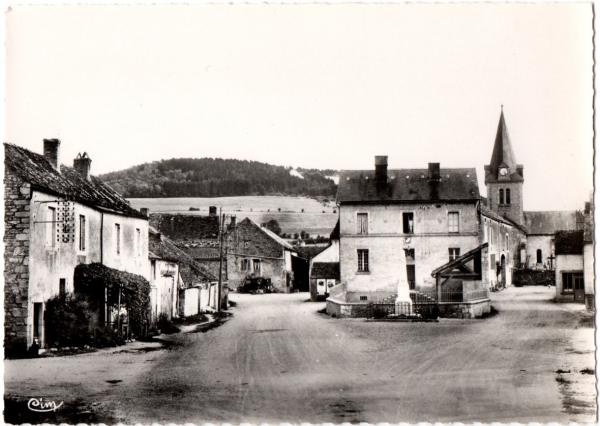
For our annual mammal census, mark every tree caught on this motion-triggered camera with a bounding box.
[262,219,282,236]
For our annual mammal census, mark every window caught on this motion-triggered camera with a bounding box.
[505,188,511,205]
[448,212,459,233]
[357,213,368,235]
[47,206,56,247]
[357,249,369,272]
[151,260,156,280]
[253,259,261,273]
[499,189,504,205]
[402,212,414,234]
[536,249,543,264]
[562,272,584,293]
[449,248,461,261]
[241,258,250,271]
[490,254,496,270]
[136,228,141,255]
[404,249,415,263]
[79,215,86,251]
[359,295,368,301]
[59,278,66,297]
[115,224,121,255]
[505,234,509,250]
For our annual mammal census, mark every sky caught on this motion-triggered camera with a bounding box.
[5,3,594,211]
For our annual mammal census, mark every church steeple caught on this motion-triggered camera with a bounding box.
[484,106,524,225]
[485,107,523,184]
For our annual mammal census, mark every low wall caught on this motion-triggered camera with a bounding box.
[326,297,491,319]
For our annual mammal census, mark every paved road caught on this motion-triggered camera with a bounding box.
[5,286,596,423]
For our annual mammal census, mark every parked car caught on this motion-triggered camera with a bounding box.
[238,277,274,294]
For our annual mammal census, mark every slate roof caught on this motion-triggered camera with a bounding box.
[310,262,340,280]
[149,213,220,241]
[336,168,480,204]
[523,211,578,235]
[555,230,584,255]
[148,227,217,283]
[5,143,145,219]
[485,110,524,183]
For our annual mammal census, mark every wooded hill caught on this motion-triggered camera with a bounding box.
[98,158,338,198]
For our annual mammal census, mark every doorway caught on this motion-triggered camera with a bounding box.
[574,273,585,303]
[33,302,44,346]
[500,255,506,288]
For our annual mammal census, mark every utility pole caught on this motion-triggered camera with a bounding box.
[217,209,225,313]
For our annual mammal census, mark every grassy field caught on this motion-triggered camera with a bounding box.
[128,196,338,237]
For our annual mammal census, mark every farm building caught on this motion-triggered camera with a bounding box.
[4,140,149,355]
[226,217,307,292]
[148,227,217,321]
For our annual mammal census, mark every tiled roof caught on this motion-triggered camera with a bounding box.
[149,227,216,283]
[296,245,329,260]
[480,206,528,234]
[5,143,145,219]
[555,230,584,255]
[310,262,340,280]
[523,211,578,235]
[184,247,221,260]
[329,219,340,240]
[336,168,480,204]
[149,213,220,241]
[243,217,296,251]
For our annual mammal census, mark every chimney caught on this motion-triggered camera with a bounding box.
[43,138,61,170]
[73,152,92,180]
[209,206,217,217]
[229,215,237,230]
[374,156,388,183]
[584,202,591,215]
[428,162,441,181]
[140,207,149,217]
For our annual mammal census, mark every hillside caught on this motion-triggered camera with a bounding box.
[99,158,338,198]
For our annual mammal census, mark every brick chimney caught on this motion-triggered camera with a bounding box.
[374,156,388,183]
[73,152,92,180]
[43,139,61,170]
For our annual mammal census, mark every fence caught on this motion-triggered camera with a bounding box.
[411,288,489,303]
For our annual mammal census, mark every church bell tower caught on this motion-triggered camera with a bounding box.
[484,107,524,225]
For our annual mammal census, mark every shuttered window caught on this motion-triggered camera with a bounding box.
[357,213,368,235]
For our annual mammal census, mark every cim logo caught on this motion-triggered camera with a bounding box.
[27,397,63,413]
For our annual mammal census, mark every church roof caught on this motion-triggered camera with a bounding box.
[485,109,524,183]
[523,211,578,235]
[336,168,480,204]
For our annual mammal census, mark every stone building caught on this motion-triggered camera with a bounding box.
[4,140,149,355]
[226,217,302,292]
[327,108,587,318]
[148,227,216,321]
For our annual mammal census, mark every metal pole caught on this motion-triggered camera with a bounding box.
[217,209,224,313]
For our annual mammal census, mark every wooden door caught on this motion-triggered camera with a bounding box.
[574,274,585,303]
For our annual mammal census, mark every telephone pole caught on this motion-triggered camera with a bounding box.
[217,209,225,313]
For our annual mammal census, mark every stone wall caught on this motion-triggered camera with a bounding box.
[4,171,31,356]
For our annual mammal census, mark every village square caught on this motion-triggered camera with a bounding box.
[3,108,596,423]
[4,3,595,424]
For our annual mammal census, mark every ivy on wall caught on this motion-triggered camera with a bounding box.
[74,263,151,337]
